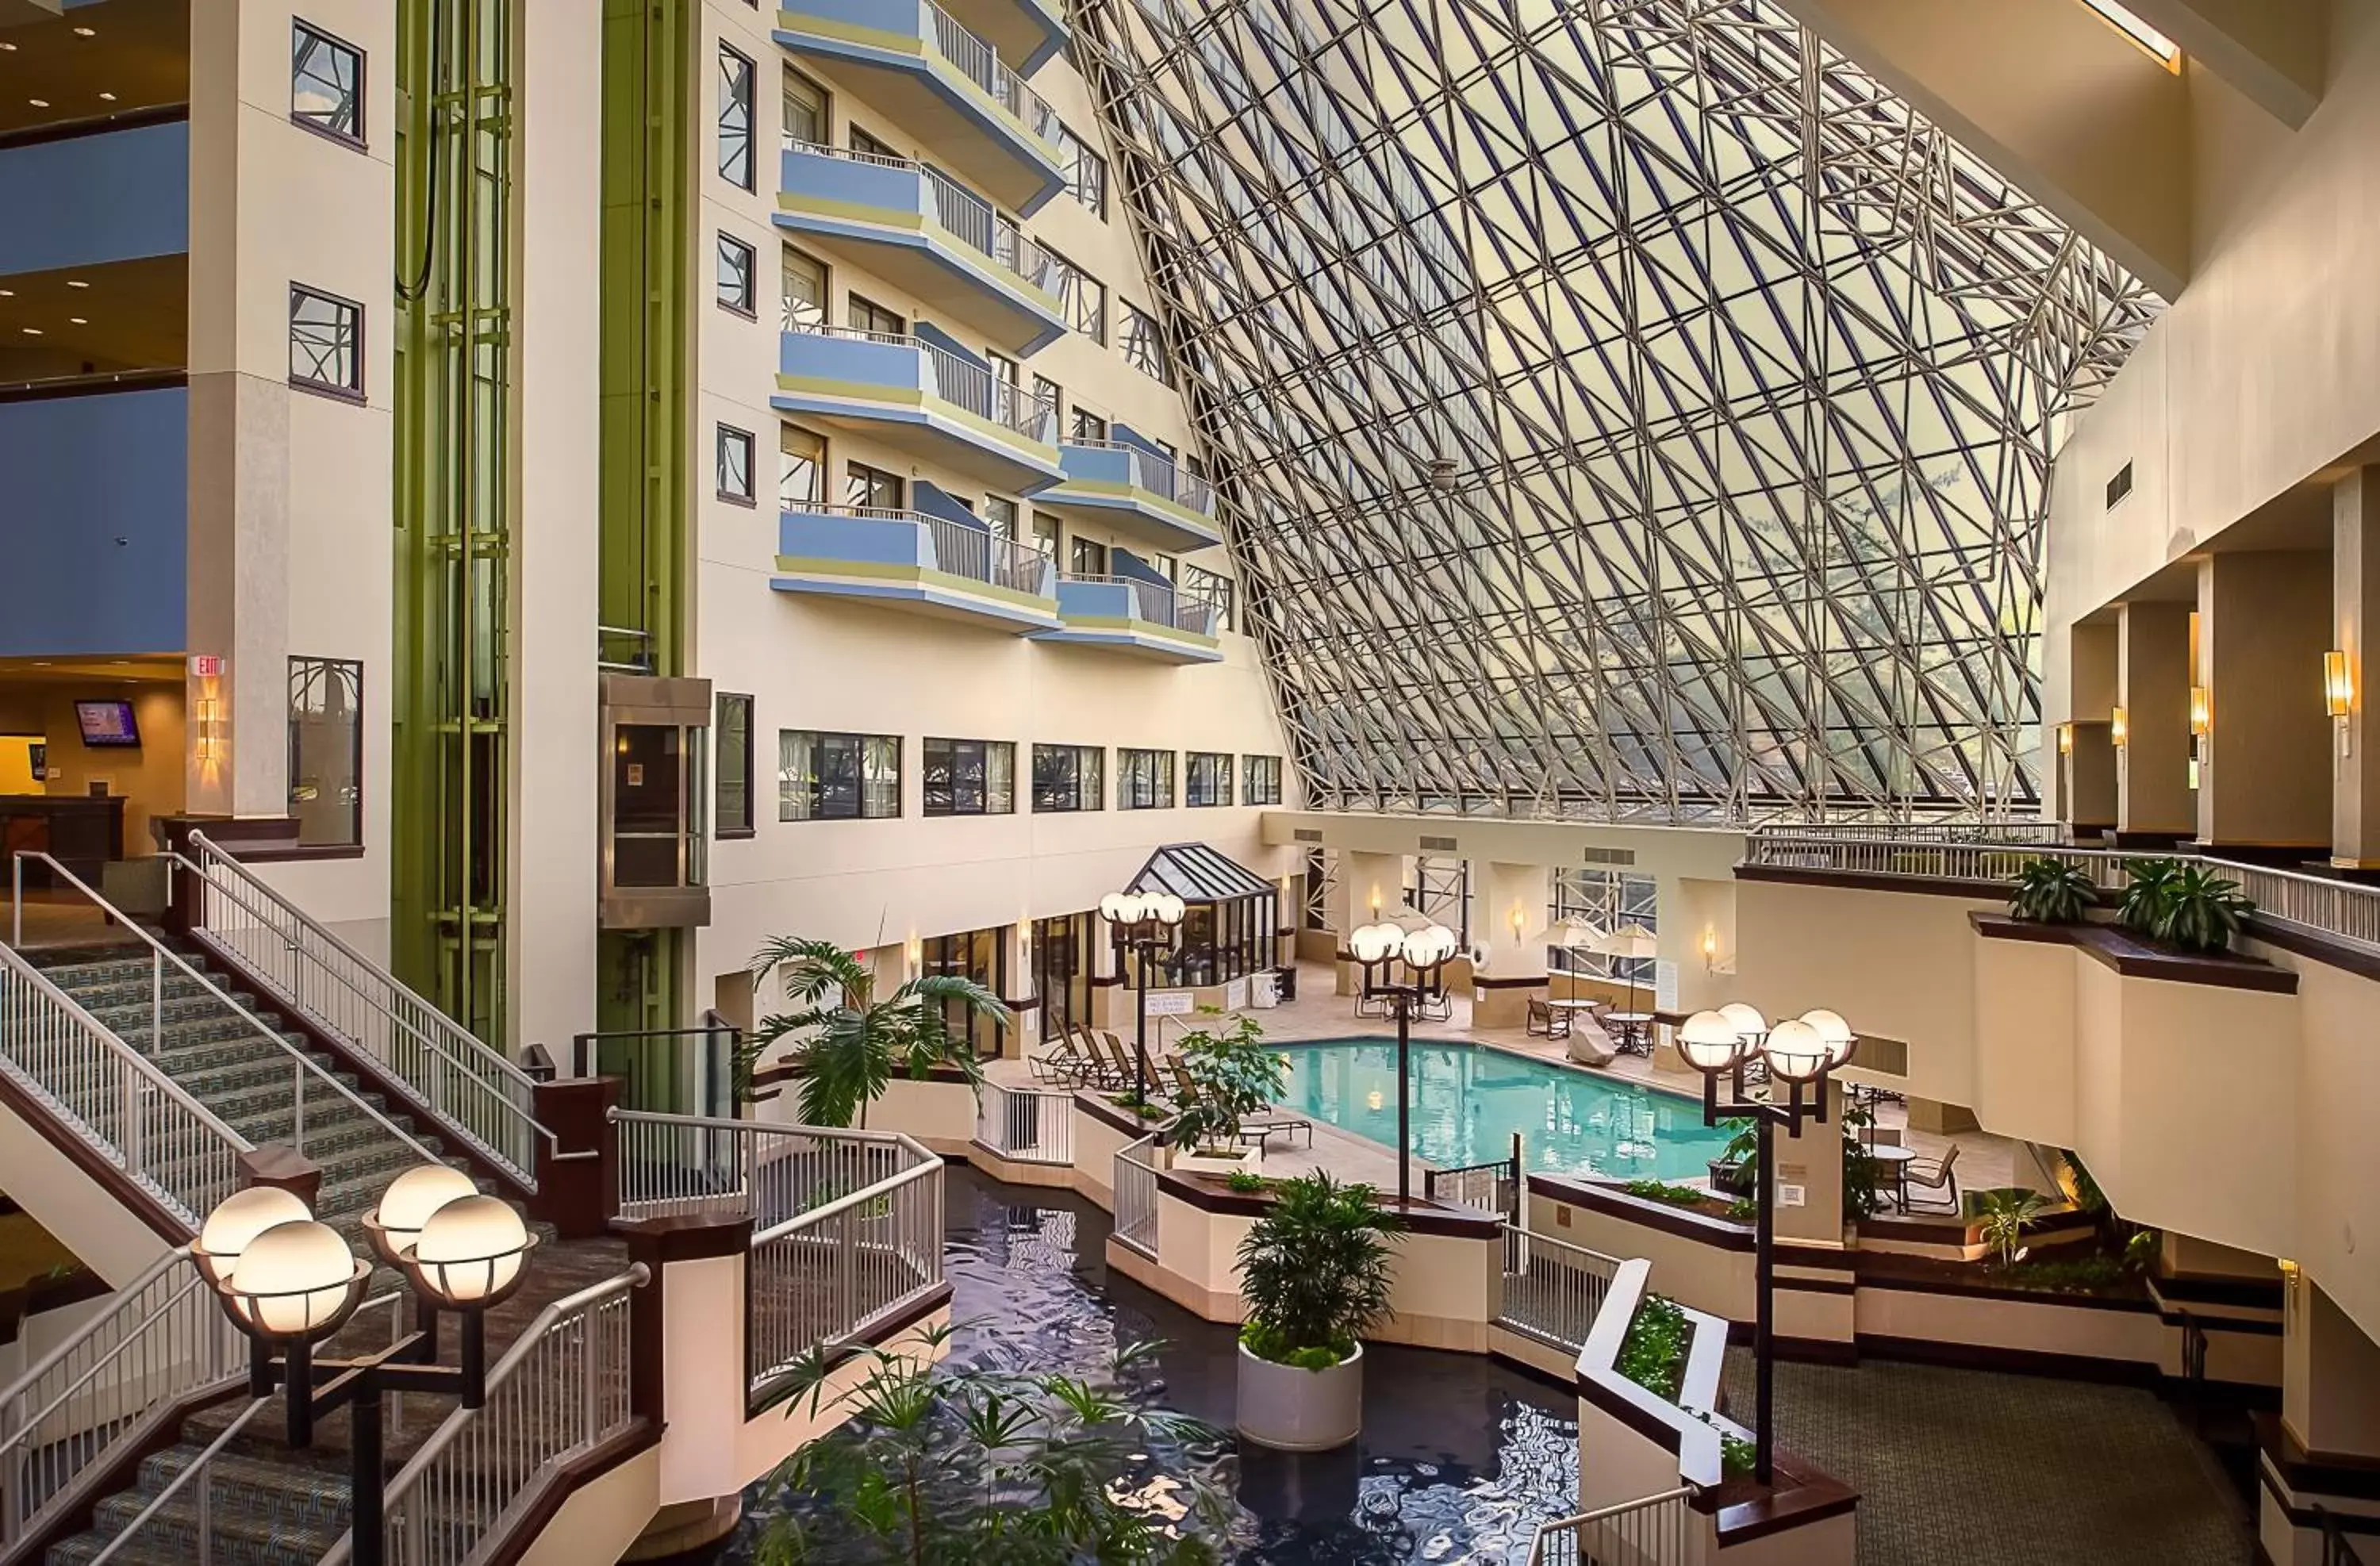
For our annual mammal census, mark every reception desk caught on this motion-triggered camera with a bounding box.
[0,796,127,887]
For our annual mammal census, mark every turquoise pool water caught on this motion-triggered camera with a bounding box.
[1276,1038,1734,1181]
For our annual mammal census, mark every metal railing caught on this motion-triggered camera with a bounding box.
[610,1109,919,1230]
[13,852,446,1176]
[781,140,1054,291]
[0,1249,246,1552]
[1426,1136,1520,1219]
[2211,858,2380,957]
[182,831,550,1188]
[748,1135,942,1406]
[1066,436,1216,515]
[924,2,1059,147]
[1748,819,2073,845]
[1060,573,1218,634]
[973,1080,1073,1165]
[1528,1487,1696,1566]
[1496,1229,1622,1353]
[1114,1134,1159,1257]
[336,1267,647,1566]
[787,324,1055,439]
[86,1395,270,1566]
[922,514,1054,593]
[0,942,251,1230]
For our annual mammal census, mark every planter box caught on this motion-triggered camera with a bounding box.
[1237,1339,1362,1451]
[1174,1143,1263,1178]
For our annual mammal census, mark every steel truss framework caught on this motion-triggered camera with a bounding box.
[1073,0,2162,821]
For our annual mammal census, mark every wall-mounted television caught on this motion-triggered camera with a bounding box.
[74,700,140,749]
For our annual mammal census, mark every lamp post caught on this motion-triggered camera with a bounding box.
[194,1165,539,1566]
[1675,1004,1856,1488]
[1346,919,1458,1208]
[1100,889,1186,1100]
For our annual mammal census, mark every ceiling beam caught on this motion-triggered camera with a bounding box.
[2121,0,2325,128]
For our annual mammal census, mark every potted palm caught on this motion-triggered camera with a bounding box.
[745,936,1002,1127]
[2008,858,2097,924]
[1234,1173,1401,1450]
[1168,1014,1287,1177]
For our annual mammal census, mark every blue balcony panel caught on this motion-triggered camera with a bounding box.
[776,2,1065,217]
[772,506,1061,635]
[0,385,188,656]
[941,0,1067,75]
[774,328,1065,494]
[1030,577,1223,665]
[0,120,189,275]
[1035,442,1223,553]
[777,147,1064,355]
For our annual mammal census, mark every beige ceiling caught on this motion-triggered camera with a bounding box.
[0,253,185,381]
[0,655,184,685]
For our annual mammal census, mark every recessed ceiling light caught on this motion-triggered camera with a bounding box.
[67,317,86,325]
[98,92,116,102]
[28,99,49,109]
[109,661,130,666]
[72,26,95,36]
[0,42,16,52]
[29,662,49,668]
[0,290,13,298]
[65,280,88,290]
[19,328,40,337]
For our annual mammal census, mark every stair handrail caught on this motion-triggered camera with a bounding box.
[318,1265,651,1566]
[85,1395,271,1566]
[12,851,448,1173]
[178,831,552,1187]
[0,938,253,1228]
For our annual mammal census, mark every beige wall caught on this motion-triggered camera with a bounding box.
[0,684,189,850]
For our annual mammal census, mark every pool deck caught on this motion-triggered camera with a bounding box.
[992,960,2040,1200]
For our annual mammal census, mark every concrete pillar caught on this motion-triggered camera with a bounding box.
[2267,1273,2380,1564]
[2061,620,2121,832]
[2333,470,2380,866]
[1473,861,1549,1028]
[1668,877,1735,1018]
[2116,601,2194,839]
[2198,552,2330,851]
[1331,850,1402,995]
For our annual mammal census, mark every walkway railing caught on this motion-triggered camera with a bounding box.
[182,831,549,1189]
[1066,436,1215,515]
[1426,1136,1519,1219]
[610,1108,913,1227]
[1528,1487,1696,1566]
[1495,1230,1621,1353]
[0,1249,244,1552]
[788,325,1055,440]
[86,1396,270,1566]
[14,852,446,1173]
[2211,858,2380,957]
[781,140,1054,291]
[0,942,251,1230]
[1748,819,2072,845]
[332,1267,647,1566]
[921,514,1054,594]
[923,2,1059,147]
[973,1080,1073,1165]
[1061,573,1218,634]
[1114,1135,1159,1257]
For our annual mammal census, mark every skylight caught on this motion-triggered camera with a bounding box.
[2082,1,2181,67]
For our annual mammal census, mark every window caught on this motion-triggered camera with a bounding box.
[290,21,363,145]
[716,233,755,316]
[921,928,1007,1057]
[846,461,902,511]
[988,351,1019,390]
[1121,301,1169,384]
[1151,554,1177,581]
[781,247,826,332]
[923,738,1015,816]
[1046,249,1104,343]
[288,285,362,397]
[782,67,827,149]
[1244,754,1283,805]
[850,125,900,161]
[847,294,904,336]
[1069,536,1107,578]
[779,730,900,820]
[982,495,1019,538]
[718,46,754,188]
[716,425,754,503]
[1032,511,1062,557]
[1184,562,1234,632]
[716,694,754,836]
[1069,407,1107,445]
[288,657,363,846]
[1032,745,1103,812]
[1033,375,1061,430]
[780,424,824,509]
[1057,124,1107,218]
[1118,748,1174,810]
[1187,751,1234,807]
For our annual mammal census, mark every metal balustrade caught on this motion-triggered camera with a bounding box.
[87,1397,270,1566]
[2210,858,2380,957]
[1495,1230,1621,1352]
[1114,1134,1159,1257]
[924,2,1059,147]
[1067,436,1215,515]
[920,514,1054,593]
[0,943,250,1230]
[973,1080,1074,1165]
[336,1268,647,1566]
[782,140,1054,291]
[611,1107,919,1230]
[787,325,1055,439]
[1528,1487,1696,1566]
[181,831,550,1188]
[1749,819,2074,845]
[1060,572,1216,633]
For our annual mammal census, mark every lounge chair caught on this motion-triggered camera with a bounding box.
[1167,1058,1312,1150]
[1526,996,1555,1036]
[1902,1143,1961,1213]
[1030,1031,1099,1088]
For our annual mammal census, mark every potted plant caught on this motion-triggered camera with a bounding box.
[1234,1173,1401,1450]
[2008,858,2097,924]
[744,936,1001,1127]
[1975,1188,2048,1269]
[2157,864,2254,953]
[2116,858,2183,939]
[1168,1013,1286,1177]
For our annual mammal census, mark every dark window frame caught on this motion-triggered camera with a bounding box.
[1031,743,1104,813]
[1117,747,1174,810]
[716,424,756,505]
[715,693,755,837]
[288,283,364,402]
[287,655,364,849]
[716,232,757,317]
[922,736,1015,817]
[290,20,366,149]
[718,44,755,190]
[1187,750,1234,807]
[779,729,902,822]
[1243,754,1283,806]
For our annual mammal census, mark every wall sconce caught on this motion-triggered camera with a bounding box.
[1368,885,1382,918]
[2326,651,2353,756]
[1699,926,1718,971]
[1509,904,1526,942]
[2109,706,2128,747]
[194,697,225,764]
[2056,723,2073,756]
[2188,686,2209,739]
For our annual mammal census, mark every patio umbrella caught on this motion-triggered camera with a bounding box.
[1587,923,1660,1014]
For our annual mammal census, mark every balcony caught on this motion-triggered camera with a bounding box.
[775,325,1065,491]
[777,143,1065,355]
[1037,439,1223,552]
[942,0,1068,76]
[773,505,1063,633]
[775,1,1065,217]
[1031,574,1224,663]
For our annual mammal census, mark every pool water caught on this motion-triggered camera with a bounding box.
[1276,1038,1736,1183]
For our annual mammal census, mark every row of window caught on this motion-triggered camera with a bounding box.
[712,705,1282,828]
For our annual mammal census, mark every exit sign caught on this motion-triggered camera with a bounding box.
[189,655,225,678]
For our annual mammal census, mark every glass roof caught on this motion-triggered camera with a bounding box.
[1076,0,2163,822]
[1128,842,1280,903]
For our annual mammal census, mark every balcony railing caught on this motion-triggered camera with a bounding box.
[1061,572,1218,635]
[1528,1489,1697,1566]
[785,504,1054,595]
[782,140,1055,294]
[1067,436,1215,514]
[1113,1134,1159,1257]
[926,2,1059,148]
[788,324,1056,441]
[1495,1229,1620,1353]
[973,1081,1074,1165]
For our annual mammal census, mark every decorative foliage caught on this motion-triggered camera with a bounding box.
[2008,858,2097,924]
[1236,1173,1401,1369]
[1622,1179,1712,1211]
[2158,864,2255,954]
[758,1326,1230,1564]
[1840,1105,1884,1222]
[1616,1293,1691,1401]
[746,936,1000,1127]
[1167,1014,1286,1154]
[1975,1188,2049,1269]
[2116,858,2185,938]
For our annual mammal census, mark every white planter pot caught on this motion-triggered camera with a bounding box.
[1236,1340,1363,1451]
[1173,1142,1264,1178]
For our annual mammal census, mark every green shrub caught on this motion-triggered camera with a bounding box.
[1235,1173,1402,1370]
[1975,1188,2048,1269]
[1169,1014,1287,1153]
[1617,1294,1692,1401]
[2159,864,2254,954]
[2117,858,2184,939]
[1622,1179,1710,1209]
[1225,1169,1266,1194]
[2008,858,2097,924]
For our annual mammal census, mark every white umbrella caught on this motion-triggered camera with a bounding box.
[1587,923,1659,1013]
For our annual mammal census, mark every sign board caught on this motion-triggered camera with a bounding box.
[1223,977,1249,1011]
[1776,1184,1806,1209]
[1144,989,1195,1016]
[1654,959,1678,1012]
[189,654,225,679]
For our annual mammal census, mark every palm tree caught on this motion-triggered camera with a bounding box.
[746,936,1003,1127]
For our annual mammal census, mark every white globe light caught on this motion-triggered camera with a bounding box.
[1348,923,1399,964]
[1764,1019,1829,1084]
[1148,892,1186,926]
[1098,892,1130,923]
[1676,1011,1745,1074]
[373,1165,478,1246]
[1799,1009,1856,1070]
[411,1196,532,1307]
[1407,924,1457,967]
[227,1220,362,1339]
[196,1186,312,1284]
[1719,1002,1768,1039]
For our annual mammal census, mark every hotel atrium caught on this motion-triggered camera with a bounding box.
[0,0,2368,1561]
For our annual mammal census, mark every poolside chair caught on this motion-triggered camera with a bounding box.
[1526,996,1553,1036]
[1031,1032,1098,1088]
[1416,978,1453,1023]
[1902,1143,1961,1214]
[1166,1058,1312,1150]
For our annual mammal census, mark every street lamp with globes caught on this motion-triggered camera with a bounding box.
[1675,1004,1857,1487]
[1347,919,1458,1207]
[1100,889,1186,1100]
